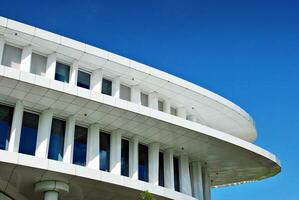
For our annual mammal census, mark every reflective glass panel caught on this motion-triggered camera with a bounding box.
[1,44,22,69]
[100,132,110,171]
[48,118,65,161]
[159,152,165,186]
[158,101,164,112]
[174,157,180,192]
[141,93,149,107]
[138,144,149,182]
[77,70,90,89]
[101,78,112,96]
[30,53,47,76]
[120,84,131,101]
[0,105,13,150]
[121,139,129,176]
[55,62,70,83]
[171,107,177,116]
[73,125,88,166]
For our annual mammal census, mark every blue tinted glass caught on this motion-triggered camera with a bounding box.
[121,139,129,176]
[174,157,180,192]
[100,132,110,171]
[77,71,90,89]
[138,144,149,182]
[101,79,112,96]
[0,105,13,150]
[48,118,65,161]
[55,62,70,83]
[19,112,39,155]
[73,125,87,166]
[159,152,164,186]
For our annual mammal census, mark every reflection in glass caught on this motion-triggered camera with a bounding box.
[174,157,180,192]
[73,125,88,166]
[101,78,112,96]
[159,152,165,186]
[77,70,90,89]
[121,139,129,176]
[0,105,13,150]
[100,132,110,171]
[55,62,70,83]
[138,144,149,182]
[48,118,65,161]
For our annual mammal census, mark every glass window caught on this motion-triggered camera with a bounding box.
[30,53,47,76]
[102,78,112,96]
[0,104,13,150]
[174,157,180,192]
[121,139,129,177]
[141,93,149,107]
[77,70,90,89]
[158,100,164,112]
[19,112,39,155]
[55,62,70,83]
[100,132,110,171]
[48,118,65,161]
[159,152,165,186]
[1,44,22,69]
[138,144,149,182]
[120,84,131,101]
[73,125,88,166]
[171,107,177,116]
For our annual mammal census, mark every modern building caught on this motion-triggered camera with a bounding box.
[0,16,280,200]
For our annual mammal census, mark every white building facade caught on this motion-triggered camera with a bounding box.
[0,17,280,200]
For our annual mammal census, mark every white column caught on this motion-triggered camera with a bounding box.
[164,148,175,190]
[129,136,139,179]
[0,36,4,64]
[69,61,78,86]
[164,100,171,114]
[149,92,158,110]
[112,76,120,98]
[63,115,75,164]
[35,181,69,200]
[20,45,32,72]
[179,154,192,195]
[191,161,204,200]
[91,69,103,92]
[44,191,58,200]
[8,101,24,152]
[131,85,141,105]
[177,107,187,119]
[46,53,57,79]
[148,143,159,185]
[86,123,100,170]
[35,109,53,158]
[110,129,122,175]
[203,166,211,200]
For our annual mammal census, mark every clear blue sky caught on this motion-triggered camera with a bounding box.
[1,0,298,199]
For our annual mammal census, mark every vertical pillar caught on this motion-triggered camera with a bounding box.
[164,100,171,114]
[63,115,75,164]
[203,165,211,200]
[0,36,4,64]
[131,85,141,105]
[179,154,192,195]
[177,107,187,119]
[112,76,120,98]
[91,69,103,92]
[46,53,57,79]
[86,124,100,170]
[164,148,175,190]
[148,143,159,185]
[20,45,32,72]
[35,181,69,200]
[149,92,158,110]
[69,61,78,86]
[191,161,204,200]
[129,136,139,179]
[110,129,122,175]
[8,100,24,152]
[35,109,53,158]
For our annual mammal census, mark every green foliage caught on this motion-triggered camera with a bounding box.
[139,191,156,200]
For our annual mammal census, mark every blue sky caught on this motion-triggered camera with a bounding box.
[1,0,298,199]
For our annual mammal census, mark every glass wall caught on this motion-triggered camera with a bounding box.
[173,157,180,192]
[171,107,177,116]
[121,139,129,177]
[48,118,65,161]
[158,100,164,112]
[159,152,165,186]
[100,132,110,171]
[141,93,149,107]
[0,104,13,150]
[102,78,112,96]
[55,62,70,83]
[73,125,88,166]
[120,84,131,101]
[138,144,149,182]
[30,53,47,76]
[1,44,22,69]
[77,70,90,89]
[19,112,39,155]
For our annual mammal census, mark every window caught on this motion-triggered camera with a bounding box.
[77,70,90,89]
[55,62,70,83]
[159,152,165,186]
[19,112,39,155]
[1,44,22,69]
[100,132,110,171]
[141,93,149,107]
[73,125,88,166]
[102,78,112,96]
[171,107,177,116]
[138,144,149,182]
[121,139,129,177]
[158,100,164,112]
[48,118,65,161]
[0,104,13,150]
[120,84,131,101]
[30,53,46,76]
[174,157,180,192]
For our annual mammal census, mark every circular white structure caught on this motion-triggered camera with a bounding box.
[0,17,280,200]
